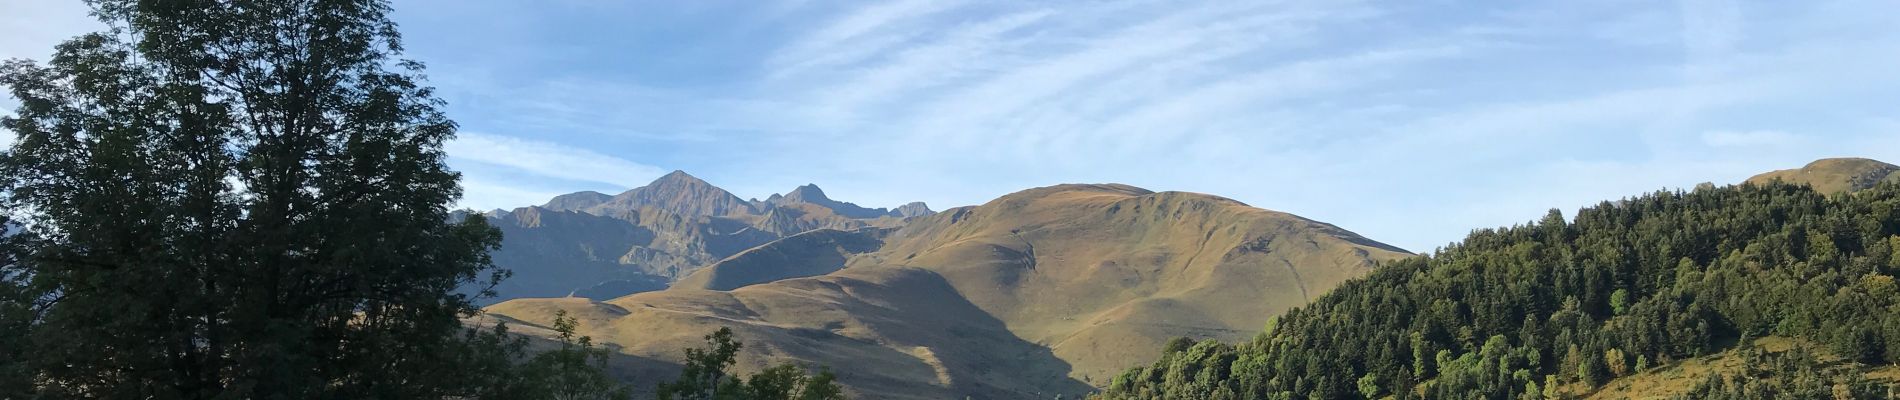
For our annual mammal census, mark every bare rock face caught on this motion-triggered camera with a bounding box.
[894,201,935,218]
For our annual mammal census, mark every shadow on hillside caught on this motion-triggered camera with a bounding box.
[796,267,1094,398]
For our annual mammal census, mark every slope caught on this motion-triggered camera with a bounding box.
[674,228,885,291]
[1583,336,1900,399]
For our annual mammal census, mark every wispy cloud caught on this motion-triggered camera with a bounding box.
[10,0,1893,251]
[768,0,968,76]
[446,132,666,189]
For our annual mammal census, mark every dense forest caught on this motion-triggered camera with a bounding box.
[1103,181,1900,399]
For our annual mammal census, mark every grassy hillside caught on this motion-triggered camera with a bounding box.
[1583,336,1900,399]
[854,184,1412,383]
[1100,180,1900,399]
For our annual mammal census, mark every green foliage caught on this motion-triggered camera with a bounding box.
[1164,337,1197,355]
[1673,343,1888,399]
[0,1,619,398]
[657,327,846,400]
[1356,373,1382,399]
[1103,182,1900,399]
[518,311,633,400]
[1609,289,1631,316]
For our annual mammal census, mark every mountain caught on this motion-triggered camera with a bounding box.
[476,172,933,304]
[1745,157,1900,195]
[484,183,1408,398]
[1101,158,1900,399]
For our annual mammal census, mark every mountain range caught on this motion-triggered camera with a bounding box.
[475,171,933,304]
[480,177,1407,398]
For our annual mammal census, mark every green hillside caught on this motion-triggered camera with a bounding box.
[1101,181,1900,399]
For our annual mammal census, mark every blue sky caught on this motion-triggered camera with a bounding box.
[4,0,1900,252]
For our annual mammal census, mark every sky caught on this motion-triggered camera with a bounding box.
[4,0,1900,252]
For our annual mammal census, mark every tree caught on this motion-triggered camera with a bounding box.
[656,327,846,400]
[660,327,745,400]
[1608,289,1630,316]
[521,311,632,400]
[0,0,536,398]
[0,216,31,397]
[1164,337,1196,354]
[1356,373,1382,399]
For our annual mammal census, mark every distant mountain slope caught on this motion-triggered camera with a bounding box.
[1746,157,1900,195]
[485,183,1408,397]
[541,191,612,212]
[674,229,885,291]
[761,184,935,220]
[477,172,932,303]
[752,203,871,236]
[482,207,659,301]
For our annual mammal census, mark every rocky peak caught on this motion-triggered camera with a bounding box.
[894,202,934,218]
[783,184,830,203]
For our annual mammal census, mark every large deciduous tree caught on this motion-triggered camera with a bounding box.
[0,0,528,398]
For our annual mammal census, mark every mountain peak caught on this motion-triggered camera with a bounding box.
[653,170,709,186]
[589,170,755,217]
[894,202,934,218]
[784,184,830,202]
